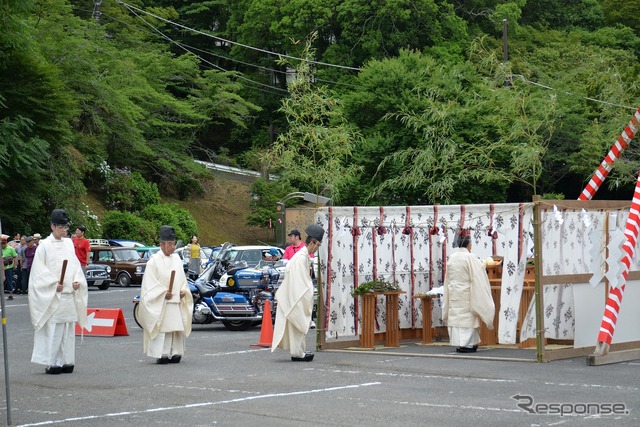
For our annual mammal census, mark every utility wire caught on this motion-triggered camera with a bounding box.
[171,41,362,88]
[115,2,638,110]
[122,3,289,95]
[509,74,638,111]
[116,0,362,71]
[77,8,287,96]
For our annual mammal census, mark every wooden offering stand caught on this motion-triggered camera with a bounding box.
[359,291,406,349]
[413,294,436,345]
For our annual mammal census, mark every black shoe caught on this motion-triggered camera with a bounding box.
[45,366,62,375]
[61,365,74,374]
[156,357,169,364]
[291,352,314,362]
[7,295,13,301]
[456,346,477,353]
[169,355,181,364]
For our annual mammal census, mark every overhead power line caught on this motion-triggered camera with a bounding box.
[115,0,362,72]
[121,3,289,95]
[114,1,637,111]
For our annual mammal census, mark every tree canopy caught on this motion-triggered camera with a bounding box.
[2,0,640,235]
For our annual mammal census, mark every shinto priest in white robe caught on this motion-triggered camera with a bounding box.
[29,234,88,367]
[271,246,313,357]
[138,251,193,358]
[442,247,495,347]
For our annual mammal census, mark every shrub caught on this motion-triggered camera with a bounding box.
[174,172,205,200]
[101,210,156,244]
[100,164,160,211]
[140,203,198,244]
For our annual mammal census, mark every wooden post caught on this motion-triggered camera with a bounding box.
[414,295,433,344]
[533,196,545,362]
[360,293,378,349]
[384,291,404,347]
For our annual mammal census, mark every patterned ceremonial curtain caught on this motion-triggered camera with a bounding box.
[317,203,532,343]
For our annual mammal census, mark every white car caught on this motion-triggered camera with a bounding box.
[218,245,284,269]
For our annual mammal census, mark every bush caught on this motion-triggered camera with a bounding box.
[140,203,198,244]
[100,164,160,211]
[174,173,205,200]
[101,210,156,244]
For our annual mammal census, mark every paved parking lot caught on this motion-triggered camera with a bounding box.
[0,288,638,426]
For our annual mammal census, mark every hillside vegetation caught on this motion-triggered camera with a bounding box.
[83,172,273,247]
[4,1,640,234]
[168,173,274,247]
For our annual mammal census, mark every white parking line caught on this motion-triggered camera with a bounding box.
[17,382,381,426]
[204,348,269,356]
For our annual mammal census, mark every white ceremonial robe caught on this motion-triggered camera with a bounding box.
[442,248,495,347]
[271,246,313,357]
[29,234,88,367]
[138,251,193,358]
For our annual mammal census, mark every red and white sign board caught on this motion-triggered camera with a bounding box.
[75,308,129,337]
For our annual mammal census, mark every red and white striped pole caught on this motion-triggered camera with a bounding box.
[594,173,640,354]
[579,107,640,200]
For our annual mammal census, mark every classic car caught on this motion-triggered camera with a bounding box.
[86,264,111,290]
[89,246,147,286]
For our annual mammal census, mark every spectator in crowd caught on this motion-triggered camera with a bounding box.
[272,224,324,362]
[2,236,17,300]
[22,236,37,294]
[33,233,42,246]
[14,235,26,293]
[138,225,193,365]
[184,235,202,277]
[262,248,281,262]
[442,229,495,353]
[72,226,91,274]
[29,209,88,374]
[282,229,314,260]
[8,233,20,249]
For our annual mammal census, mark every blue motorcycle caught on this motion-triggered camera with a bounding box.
[132,254,279,331]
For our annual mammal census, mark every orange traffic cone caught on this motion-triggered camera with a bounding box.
[254,299,273,347]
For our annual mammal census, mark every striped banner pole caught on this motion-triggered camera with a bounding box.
[579,107,640,200]
[594,173,640,354]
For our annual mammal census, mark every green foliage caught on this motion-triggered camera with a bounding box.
[268,35,363,204]
[344,50,512,205]
[351,279,401,296]
[100,165,161,212]
[246,178,297,229]
[101,211,157,244]
[541,193,565,200]
[140,203,199,243]
[521,0,605,30]
[4,0,640,237]
[602,0,640,32]
[101,203,198,245]
[174,173,205,200]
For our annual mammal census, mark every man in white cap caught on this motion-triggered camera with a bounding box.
[29,209,88,374]
[272,223,324,362]
[138,225,193,364]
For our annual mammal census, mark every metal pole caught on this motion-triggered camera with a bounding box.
[0,221,12,425]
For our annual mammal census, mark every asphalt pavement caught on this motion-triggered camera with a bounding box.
[0,287,638,426]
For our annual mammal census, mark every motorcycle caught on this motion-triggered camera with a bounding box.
[132,245,279,331]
